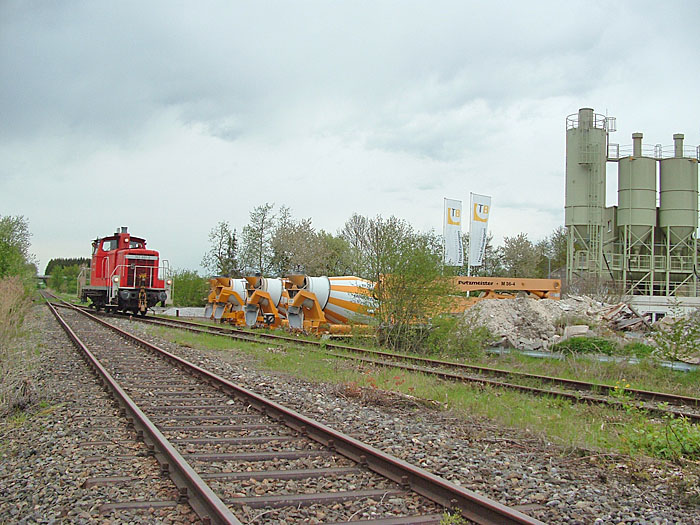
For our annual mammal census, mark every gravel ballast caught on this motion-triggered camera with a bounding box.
[2,306,699,524]
[0,307,200,524]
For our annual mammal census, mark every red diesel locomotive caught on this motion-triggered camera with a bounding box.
[80,227,171,314]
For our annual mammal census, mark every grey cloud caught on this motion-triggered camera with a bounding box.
[2,0,700,271]
[0,1,620,147]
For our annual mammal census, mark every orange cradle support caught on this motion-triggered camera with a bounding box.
[243,276,287,328]
[204,277,247,325]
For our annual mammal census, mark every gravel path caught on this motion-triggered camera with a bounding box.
[0,307,201,524]
[2,306,699,524]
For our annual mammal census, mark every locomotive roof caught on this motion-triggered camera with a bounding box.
[92,232,147,243]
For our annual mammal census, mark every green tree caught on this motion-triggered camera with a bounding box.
[501,233,539,278]
[462,232,504,277]
[45,259,85,294]
[171,269,209,306]
[535,226,567,278]
[269,206,297,276]
[341,214,415,281]
[0,242,25,279]
[270,210,349,276]
[0,215,35,285]
[202,221,240,277]
[315,231,354,276]
[48,265,64,291]
[341,214,453,352]
[45,257,89,275]
[240,203,275,275]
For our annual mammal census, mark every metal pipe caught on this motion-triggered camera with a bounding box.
[632,132,643,157]
[674,133,684,157]
[578,107,594,129]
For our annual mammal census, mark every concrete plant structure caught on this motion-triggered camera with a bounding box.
[565,108,699,317]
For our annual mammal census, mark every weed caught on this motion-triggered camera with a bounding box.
[341,381,363,399]
[7,409,28,426]
[426,313,491,358]
[440,511,469,524]
[620,341,654,359]
[552,336,619,356]
[669,473,700,506]
[626,412,700,462]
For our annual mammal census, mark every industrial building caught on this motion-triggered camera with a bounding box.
[565,107,699,317]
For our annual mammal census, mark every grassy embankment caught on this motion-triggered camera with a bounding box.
[0,277,35,414]
[150,324,700,462]
[0,278,49,455]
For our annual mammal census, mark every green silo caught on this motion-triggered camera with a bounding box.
[659,134,698,236]
[617,133,657,294]
[659,134,699,295]
[565,108,608,279]
[618,133,657,238]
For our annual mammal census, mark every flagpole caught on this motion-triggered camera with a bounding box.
[441,198,446,276]
[467,193,472,277]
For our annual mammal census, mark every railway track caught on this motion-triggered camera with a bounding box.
[68,303,700,424]
[44,296,542,525]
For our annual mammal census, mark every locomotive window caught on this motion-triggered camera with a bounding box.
[129,241,143,248]
[101,239,117,251]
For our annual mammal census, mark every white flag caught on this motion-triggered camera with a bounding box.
[469,193,491,267]
[443,198,463,266]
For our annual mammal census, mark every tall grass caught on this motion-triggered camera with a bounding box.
[0,276,34,414]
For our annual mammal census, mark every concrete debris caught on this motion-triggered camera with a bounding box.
[463,295,650,351]
[563,325,589,339]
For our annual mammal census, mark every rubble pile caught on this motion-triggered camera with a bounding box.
[600,303,652,331]
[464,295,621,350]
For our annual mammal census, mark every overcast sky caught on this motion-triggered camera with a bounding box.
[2,1,699,273]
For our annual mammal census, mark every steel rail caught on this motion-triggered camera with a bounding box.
[99,309,700,422]
[50,301,700,422]
[43,298,242,525]
[113,309,700,406]
[53,298,544,525]
[317,350,700,422]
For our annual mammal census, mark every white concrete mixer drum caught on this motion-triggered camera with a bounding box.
[303,276,331,309]
[229,278,248,307]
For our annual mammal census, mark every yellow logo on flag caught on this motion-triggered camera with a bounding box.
[447,207,461,226]
[473,203,489,223]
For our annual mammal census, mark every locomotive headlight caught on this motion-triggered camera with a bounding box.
[113,275,120,283]
[166,279,172,285]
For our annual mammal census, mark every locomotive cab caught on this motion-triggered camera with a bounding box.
[80,227,170,314]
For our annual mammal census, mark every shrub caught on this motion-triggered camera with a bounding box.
[551,336,619,355]
[425,314,491,358]
[652,309,700,362]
